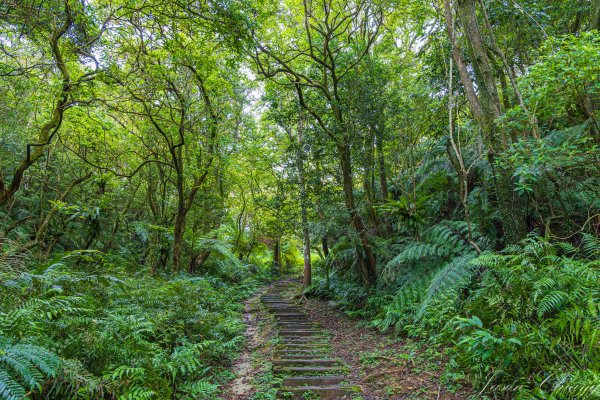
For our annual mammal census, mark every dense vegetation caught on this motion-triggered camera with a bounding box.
[1,0,598,399]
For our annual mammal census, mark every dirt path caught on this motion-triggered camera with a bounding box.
[219,286,270,399]
[303,296,473,399]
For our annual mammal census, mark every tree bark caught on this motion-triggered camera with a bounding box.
[321,235,329,258]
[0,4,74,205]
[339,141,377,289]
[592,0,600,30]
[363,128,380,234]
[273,238,281,273]
[445,0,527,244]
[375,128,392,236]
[172,169,187,271]
[296,111,312,288]
[190,250,211,274]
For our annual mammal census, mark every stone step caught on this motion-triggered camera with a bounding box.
[276,321,311,324]
[264,281,356,399]
[279,344,329,348]
[279,330,322,336]
[276,317,310,322]
[278,385,354,399]
[272,312,306,316]
[275,347,323,355]
[268,306,301,309]
[282,375,346,387]
[278,324,314,329]
[279,336,327,341]
[280,336,329,344]
[273,366,346,375]
[278,321,312,324]
[273,359,339,367]
[274,354,327,360]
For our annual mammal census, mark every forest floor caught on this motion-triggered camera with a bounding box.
[219,279,474,400]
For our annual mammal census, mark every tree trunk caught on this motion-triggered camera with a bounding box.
[375,128,392,236]
[273,238,281,273]
[592,0,600,30]
[339,141,377,289]
[322,235,329,258]
[190,250,211,274]
[0,6,74,205]
[296,114,312,288]
[172,172,186,271]
[445,0,527,244]
[363,129,380,234]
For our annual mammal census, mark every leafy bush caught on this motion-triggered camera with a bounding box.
[310,232,599,398]
[449,235,600,398]
[0,252,262,399]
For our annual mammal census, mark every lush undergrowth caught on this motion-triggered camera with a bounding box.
[0,251,267,400]
[308,234,600,399]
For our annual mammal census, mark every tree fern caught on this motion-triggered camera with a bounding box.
[384,220,486,276]
[415,254,478,320]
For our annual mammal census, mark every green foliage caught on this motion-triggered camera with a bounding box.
[521,31,600,125]
[0,253,262,399]
[313,231,600,398]
[1,0,600,399]
[376,194,430,236]
[449,235,600,398]
[0,338,60,400]
[370,220,487,334]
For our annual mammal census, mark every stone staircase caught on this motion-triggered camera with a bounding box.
[262,281,355,399]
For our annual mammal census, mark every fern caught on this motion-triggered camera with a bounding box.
[0,369,26,400]
[384,220,486,279]
[537,290,569,318]
[0,337,60,400]
[0,250,259,399]
[451,235,600,397]
[415,254,478,320]
[580,233,600,259]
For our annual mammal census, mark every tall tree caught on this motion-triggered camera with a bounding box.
[0,0,108,204]
[253,0,383,289]
[442,0,528,243]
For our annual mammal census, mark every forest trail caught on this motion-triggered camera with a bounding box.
[220,279,473,399]
[262,280,355,399]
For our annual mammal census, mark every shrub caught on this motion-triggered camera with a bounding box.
[0,252,261,399]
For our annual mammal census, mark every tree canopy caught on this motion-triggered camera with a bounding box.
[1,0,599,399]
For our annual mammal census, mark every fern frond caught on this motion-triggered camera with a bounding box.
[0,339,60,399]
[415,254,477,320]
[580,233,600,259]
[0,369,27,400]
